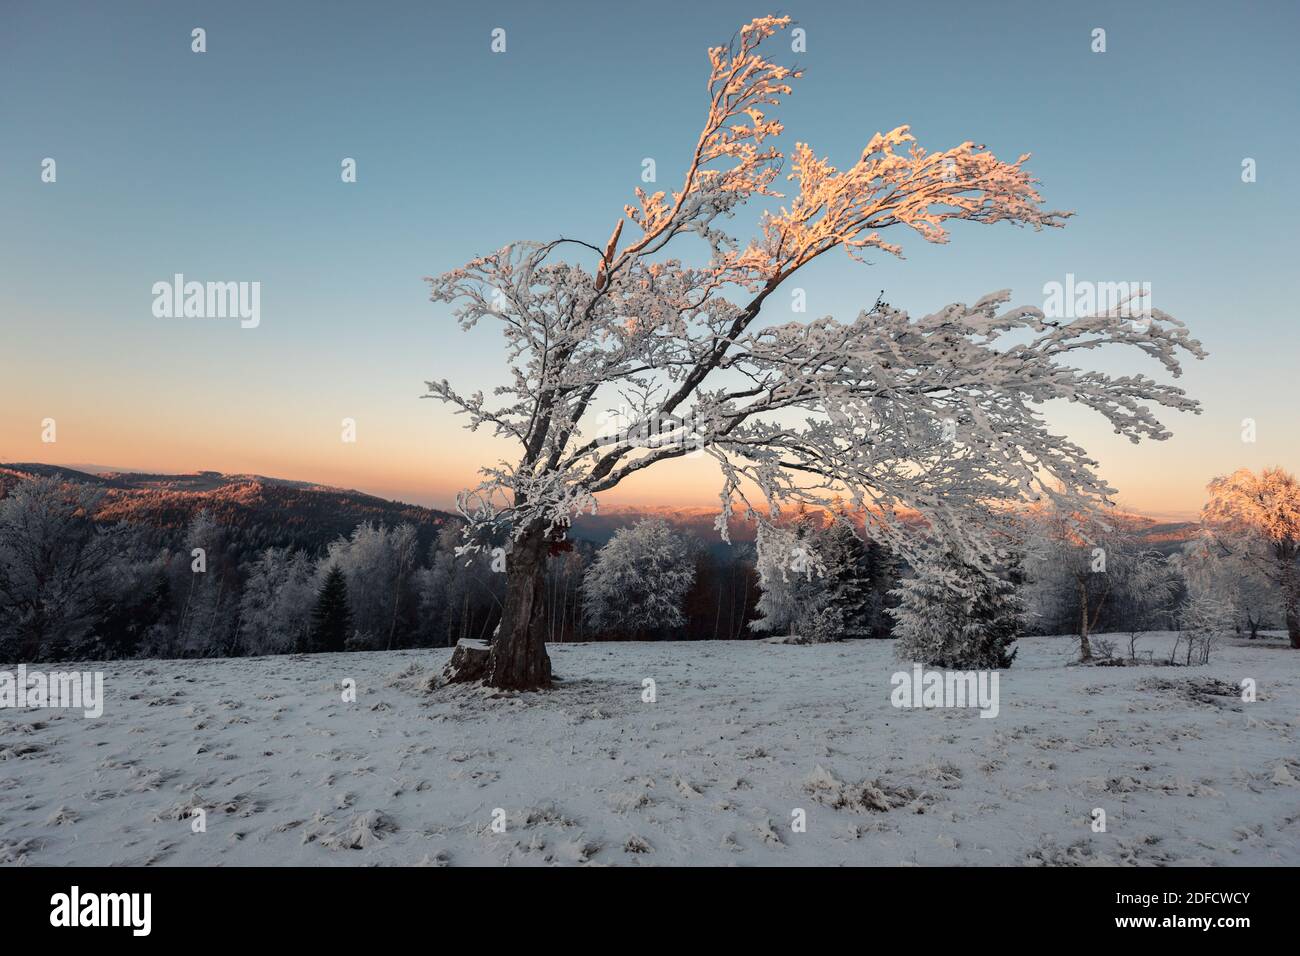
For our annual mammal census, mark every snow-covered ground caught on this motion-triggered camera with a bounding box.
[2,633,1297,866]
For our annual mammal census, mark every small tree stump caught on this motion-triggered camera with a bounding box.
[443,639,491,684]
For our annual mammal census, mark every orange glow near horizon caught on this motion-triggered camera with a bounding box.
[2,317,1292,524]
[0,411,1231,522]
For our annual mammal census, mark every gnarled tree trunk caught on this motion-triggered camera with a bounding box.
[484,523,553,689]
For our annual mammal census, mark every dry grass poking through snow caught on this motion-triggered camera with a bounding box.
[1,634,1297,866]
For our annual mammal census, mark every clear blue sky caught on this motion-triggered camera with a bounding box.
[2,0,1297,517]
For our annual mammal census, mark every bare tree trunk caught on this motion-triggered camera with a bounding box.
[178,573,197,651]
[738,567,759,642]
[570,574,580,639]
[547,572,554,641]
[729,562,740,639]
[559,571,569,644]
[1282,560,1300,649]
[1077,579,1093,661]
[387,550,413,651]
[231,607,244,657]
[713,582,722,640]
[205,574,225,651]
[482,524,552,689]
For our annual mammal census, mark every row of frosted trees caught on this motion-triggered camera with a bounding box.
[0,477,760,661]
[747,467,1300,666]
[2,467,1296,663]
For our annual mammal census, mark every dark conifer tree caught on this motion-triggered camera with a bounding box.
[862,536,901,639]
[819,518,875,639]
[310,565,352,653]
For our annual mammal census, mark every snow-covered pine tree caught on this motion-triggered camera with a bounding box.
[310,565,352,653]
[582,518,695,638]
[752,511,901,643]
[889,555,1023,668]
[817,517,876,639]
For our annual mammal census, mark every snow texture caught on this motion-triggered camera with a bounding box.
[2,633,1296,866]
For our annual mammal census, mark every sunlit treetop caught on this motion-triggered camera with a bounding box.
[426,15,1202,570]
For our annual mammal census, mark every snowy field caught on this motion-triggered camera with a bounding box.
[2,634,1297,866]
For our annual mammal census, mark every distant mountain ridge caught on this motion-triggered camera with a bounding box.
[0,463,1199,555]
[0,463,454,554]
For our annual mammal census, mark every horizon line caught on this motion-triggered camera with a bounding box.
[2,459,1205,525]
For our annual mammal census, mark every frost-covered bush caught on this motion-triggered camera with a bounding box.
[1177,592,1236,665]
[796,605,846,645]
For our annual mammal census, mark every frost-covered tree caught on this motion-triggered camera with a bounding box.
[0,476,113,660]
[1177,533,1278,639]
[1202,467,1300,648]
[750,510,887,642]
[583,519,695,637]
[323,522,418,649]
[1022,503,1176,661]
[172,509,237,657]
[545,544,588,643]
[415,521,506,647]
[889,553,1023,669]
[91,530,173,660]
[414,530,457,645]
[749,510,826,638]
[382,523,418,650]
[238,547,316,655]
[427,16,1202,688]
[863,536,902,640]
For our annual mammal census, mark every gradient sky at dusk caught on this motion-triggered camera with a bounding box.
[3,0,1297,518]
